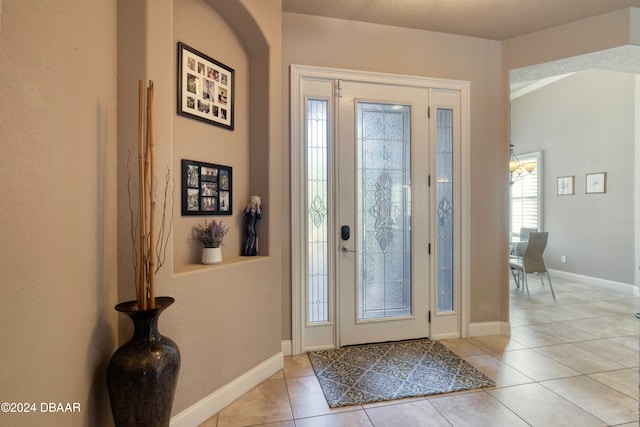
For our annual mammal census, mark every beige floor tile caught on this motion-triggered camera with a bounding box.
[286,375,358,419]
[509,317,525,327]
[465,335,527,354]
[509,308,554,325]
[609,314,640,332]
[429,391,529,426]
[361,396,426,409]
[543,376,640,426]
[607,334,640,351]
[509,325,564,347]
[217,379,293,427]
[574,337,640,368]
[257,422,296,427]
[555,302,607,319]
[550,292,598,304]
[294,410,373,427]
[493,348,580,381]
[439,338,486,356]
[533,343,624,374]
[565,317,637,338]
[488,383,606,426]
[203,277,638,427]
[198,413,218,427]
[364,399,451,427]
[575,289,629,302]
[583,300,634,316]
[464,354,533,388]
[613,298,640,312]
[588,368,639,400]
[509,295,547,310]
[528,321,599,343]
[284,354,315,378]
[531,305,586,322]
[269,369,284,380]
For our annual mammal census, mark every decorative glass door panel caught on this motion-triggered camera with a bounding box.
[429,90,462,339]
[357,103,412,320]
[436,108,454,312]
[307,99,330,324]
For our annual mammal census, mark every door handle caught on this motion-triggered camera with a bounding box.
[341,245,356,253]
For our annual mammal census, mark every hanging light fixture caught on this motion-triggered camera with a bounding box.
[509,143,535,184]
[508,99,536,184]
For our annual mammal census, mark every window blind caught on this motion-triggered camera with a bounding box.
[510,152,540,238]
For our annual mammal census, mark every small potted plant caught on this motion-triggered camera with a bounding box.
[193,219,229,264]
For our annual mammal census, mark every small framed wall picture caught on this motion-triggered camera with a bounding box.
[177,42,234,130]
[585,172,606,194]
[181,159,232,215]
[557,176,574,196]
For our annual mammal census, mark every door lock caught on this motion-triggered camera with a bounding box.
[340,225,350,240]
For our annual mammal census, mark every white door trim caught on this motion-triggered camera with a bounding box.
[290,64,470,354]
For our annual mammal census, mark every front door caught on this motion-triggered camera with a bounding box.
[291,65,468,354]
[337,81,430,346]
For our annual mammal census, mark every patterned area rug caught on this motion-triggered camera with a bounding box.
[308,339,495,407]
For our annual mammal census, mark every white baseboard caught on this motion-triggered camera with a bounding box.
[468,321,510,337]
[170,352,284,427]
[432,332,462,340]
[281,340,292,356]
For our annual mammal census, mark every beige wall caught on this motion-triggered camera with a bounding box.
[0,0,118,426]
[281,12,510,332]
[503,7,640,71]
[503,7,639,288]
[512,70,635,283]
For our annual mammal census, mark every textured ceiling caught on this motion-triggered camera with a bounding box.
[282,0,640,41]
[283,0,640,89]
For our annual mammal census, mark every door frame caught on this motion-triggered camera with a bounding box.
[290,64,471,355]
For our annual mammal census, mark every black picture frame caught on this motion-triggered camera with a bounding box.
[181,159,232,215]
[177,42,234,130]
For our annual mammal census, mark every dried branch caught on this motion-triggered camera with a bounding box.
[155,168,174,273]
[127,152,139,299]
[126,80,172,310]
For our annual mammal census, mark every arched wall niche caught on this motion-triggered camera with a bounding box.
[167,0,283,419]
[205,0,268,54]
[204,0,273,258]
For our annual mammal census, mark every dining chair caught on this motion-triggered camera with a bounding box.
[509,241,527,288]
[519,227,537,242]
[509,231,555,299]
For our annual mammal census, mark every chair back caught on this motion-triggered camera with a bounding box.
[513,241,527,257]
[522,232,548,273]
[519,227,537,242]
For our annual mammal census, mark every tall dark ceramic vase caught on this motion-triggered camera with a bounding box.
[107,296,180,427]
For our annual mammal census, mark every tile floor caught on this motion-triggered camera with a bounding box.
[201,276,639,426]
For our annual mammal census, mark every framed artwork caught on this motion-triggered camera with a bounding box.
[181,159,232,215]
[585,172,606,194]
[177,42,234,130]
[556,176,574,196]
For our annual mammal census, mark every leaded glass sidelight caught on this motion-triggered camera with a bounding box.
[436,108,454,312]
[357,102,412,320]
[307,99,329,323]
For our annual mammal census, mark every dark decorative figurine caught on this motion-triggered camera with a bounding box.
[242,195,262,256]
